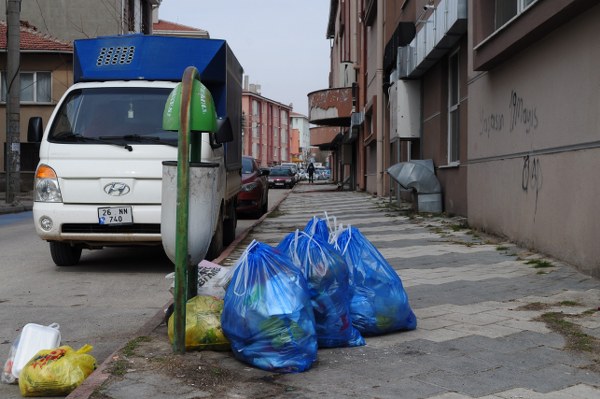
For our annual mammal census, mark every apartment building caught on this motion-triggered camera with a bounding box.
[467,0,600,276]
[291,112,311,164]
[0,22,72,188]
[1,0,161,192]
[0,0,160,41]
[310,0,600,276]
[242,82,293,167]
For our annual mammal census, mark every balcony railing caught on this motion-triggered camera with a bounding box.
[307,87,353,127]
[398,0,467,78]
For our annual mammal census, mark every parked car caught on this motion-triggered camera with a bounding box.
[280,162,299,182]
[236,156,270,218]
[315,167,331,180]
[268,167,296,188]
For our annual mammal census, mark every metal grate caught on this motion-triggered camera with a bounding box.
[96,46,136,66]
[62,223,160,234]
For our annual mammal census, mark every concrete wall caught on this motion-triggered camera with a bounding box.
[467,5,600,276]
[0,0,127,41]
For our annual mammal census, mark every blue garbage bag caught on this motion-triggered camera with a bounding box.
[334,226,417,336]
[221,240,318,373]
[277,230,365,348]
[303,213,334,243]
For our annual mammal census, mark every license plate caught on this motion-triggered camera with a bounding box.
[275,182,284,186]
[98,206,133,225]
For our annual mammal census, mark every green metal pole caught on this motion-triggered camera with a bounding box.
[172,66,198,354]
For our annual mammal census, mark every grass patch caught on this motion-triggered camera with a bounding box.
[518,301,584,311]
[518,303,600,363]
[107,359,129,376]
[122,336,151,357]
[266,208,284,218]
[524,259,554,268]
[518,302,549,311]
[449,223,468,231]
[558,300,582,307]
[537,312,598,353]
[496,245,509,251]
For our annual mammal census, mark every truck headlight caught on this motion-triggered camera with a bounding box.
[34,164,63,202]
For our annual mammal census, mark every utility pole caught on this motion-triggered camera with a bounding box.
[5,0,21,204]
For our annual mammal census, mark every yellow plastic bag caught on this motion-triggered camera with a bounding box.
[168,295,230,351]
[18,344,96,397]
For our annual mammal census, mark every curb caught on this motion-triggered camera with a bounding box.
[66,189,293,399]
[0,203,33,215]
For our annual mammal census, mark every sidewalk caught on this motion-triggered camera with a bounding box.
[67,182,600,399]
[0,191,33,215]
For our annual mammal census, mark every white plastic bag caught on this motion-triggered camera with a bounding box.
[11,323,61,379]
[166,260,233,299]
[1,335,19,384]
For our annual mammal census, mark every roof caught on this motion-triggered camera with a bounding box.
[0,20,72,52]
[152,19,209,38]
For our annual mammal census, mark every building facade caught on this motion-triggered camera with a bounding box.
[242,84,292,167]
[310,0,600,276]
[467,0,600,277]
[291,112,311,165]
[0,0,161,42]
[0,22,72,189]
[1,0,162,192]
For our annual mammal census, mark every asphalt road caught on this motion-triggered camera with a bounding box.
[0,187,288,399]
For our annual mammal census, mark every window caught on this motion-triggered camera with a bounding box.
[1,71,51,103]
[494,0,538,30]
[447,50,460,164]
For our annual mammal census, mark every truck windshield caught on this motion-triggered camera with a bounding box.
[48,87,177,146]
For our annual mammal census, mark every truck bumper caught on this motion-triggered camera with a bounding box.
[32,202,162,246]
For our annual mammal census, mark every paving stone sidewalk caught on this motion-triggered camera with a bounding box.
[74,184,600,399]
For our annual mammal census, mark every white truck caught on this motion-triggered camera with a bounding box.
[27,34,243,266]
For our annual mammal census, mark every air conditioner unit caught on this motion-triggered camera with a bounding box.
[348,111,363,142]
[397,45,415,78]
[338,62,356,87]
[390,80,420,140]
[351,111,364,126]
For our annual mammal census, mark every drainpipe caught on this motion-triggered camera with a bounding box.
[376,0,384,196]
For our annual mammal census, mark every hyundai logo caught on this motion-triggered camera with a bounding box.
[103,182,131,196]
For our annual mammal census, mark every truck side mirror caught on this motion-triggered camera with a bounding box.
[27,117,44,143]
[214,117,234,144]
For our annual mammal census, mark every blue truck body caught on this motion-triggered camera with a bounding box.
[73,34,244,170]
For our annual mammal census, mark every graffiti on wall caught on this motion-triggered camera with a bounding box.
[479,110,504,137]
[477,90,543,219]
[479,90,539,136]
[509,90,538,133]
[522,155,542,217]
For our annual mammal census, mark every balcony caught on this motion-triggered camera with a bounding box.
[398,0,467,78]
[310,126,342,151]
[307,87,353,126]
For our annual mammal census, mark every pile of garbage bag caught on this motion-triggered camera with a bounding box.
[169,213,416,374]
[1,322,96,397]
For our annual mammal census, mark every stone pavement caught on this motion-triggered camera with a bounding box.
[60,182,600,398]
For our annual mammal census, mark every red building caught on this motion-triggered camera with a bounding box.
[242,83,292,168]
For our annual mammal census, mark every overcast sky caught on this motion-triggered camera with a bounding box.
[158,0,331,117]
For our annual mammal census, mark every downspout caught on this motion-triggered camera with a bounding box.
[376,0,384,196]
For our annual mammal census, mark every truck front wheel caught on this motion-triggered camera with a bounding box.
[49,242,82,266]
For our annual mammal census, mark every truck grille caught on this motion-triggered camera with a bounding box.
[61,224,160,234]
